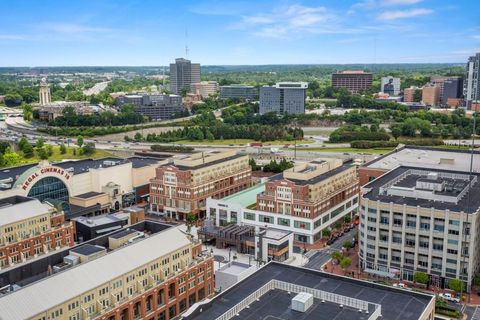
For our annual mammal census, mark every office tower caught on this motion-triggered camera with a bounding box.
[380,76,401,96]
[191,81,219,98]
[431,76,463,105]
[464,52,480,108]
[169,58,201,94]
[422,84,440,106]
[219,85,259,100]
[331,71,372,94]
[259,82,308,114]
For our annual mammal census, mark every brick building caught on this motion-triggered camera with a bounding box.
[150,150,252,220]
[0,196,74,269]
[0,226,214,320]
[331,70,372,94]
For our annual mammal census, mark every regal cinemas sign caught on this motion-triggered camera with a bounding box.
[22,166,71,190]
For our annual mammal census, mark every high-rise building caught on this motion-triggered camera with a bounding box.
[403,86,418,103]
[380,76,401,96]
[0,225,214,320]
[169,58,201,94]
[38,78,51,106]
[219,85,259,100]
[331,70,372,94]
[149,150,252,220]
[191,81,219,98]
[359,165,480,291]
[259,82,307,114]
[0,196,74,269]
[464,52,480,108]
[431,76,463,105]
[115,93,184,120]
[422,84,440,106]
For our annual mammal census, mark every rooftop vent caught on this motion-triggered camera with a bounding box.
[291,292,313,313]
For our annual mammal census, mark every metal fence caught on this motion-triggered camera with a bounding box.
[215,279,382,320]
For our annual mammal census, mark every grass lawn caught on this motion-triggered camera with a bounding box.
[285,147,395,154]
[17,146,114,165]
[175,138,315,146]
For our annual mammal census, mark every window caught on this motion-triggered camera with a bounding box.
[449,220,460,226]
[277,217,290,226]
[244,212,255,221]
[259,215,273,224]
[448,239,458,245]
[294,220,310,230]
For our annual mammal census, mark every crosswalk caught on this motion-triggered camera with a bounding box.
[471,306,480,320]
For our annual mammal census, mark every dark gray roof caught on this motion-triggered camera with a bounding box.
[171,154,245,171]
[185,262,433,320]
[271,161,354,186]
[0,157,160,190]
[0,195,34,206]
[363,166,480,213]
[74,191,104,199]
[70,244,105,256]
[109,229,138,239]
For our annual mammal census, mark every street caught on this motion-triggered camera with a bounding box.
[304,226,357,270]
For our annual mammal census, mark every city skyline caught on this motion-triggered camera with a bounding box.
[0,0,478,66]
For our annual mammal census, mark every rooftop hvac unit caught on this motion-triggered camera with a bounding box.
[64,255,80,266]
[291,292,313,313]
[103,160,117,167]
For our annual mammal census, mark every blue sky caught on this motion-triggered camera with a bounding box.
[0,0,478,66]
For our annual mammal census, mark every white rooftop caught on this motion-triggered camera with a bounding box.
[72,213,128,227]
[0,226,191,320]
[367,147,480,173]
[0,199,51,227]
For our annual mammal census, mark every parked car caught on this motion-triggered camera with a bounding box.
[439,293,460,303]
[393,283,407,289]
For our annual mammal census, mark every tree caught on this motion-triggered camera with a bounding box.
[344,215,351,224]
[330,251,343,263]
[322,229,331,238]
[185,212,197,234]
[22,104,33,121]
[18,137,29,150]
[59,143,67,154]
[134,132,143,142]
[76,135,84,147]
[249,158,260,171]
[340,257,352,273]
[35,138,44,149]
[391,126,402,140]
[448,279,464,293]
[2,150,22,167]
[37,147,48,160]
[46,145,54,157]
[413,271,429,285]
[342,241,353,250]
[82,142,96,156]
[22,142,34,158]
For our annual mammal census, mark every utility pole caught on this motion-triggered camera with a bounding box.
[459,116,476,318]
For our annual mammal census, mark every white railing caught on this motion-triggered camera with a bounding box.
[215,279,382,320]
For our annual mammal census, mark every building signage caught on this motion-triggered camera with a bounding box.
[22,167,71,190]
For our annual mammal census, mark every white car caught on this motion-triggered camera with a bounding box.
[393,283,407,289]
[439,293,460,303]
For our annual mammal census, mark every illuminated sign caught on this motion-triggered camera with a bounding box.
[22,167,71,191]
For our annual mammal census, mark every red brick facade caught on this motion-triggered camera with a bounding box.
[0,222,74,268]
[358,167,388,186]
[97,252,215,320]
[150,165,251,219]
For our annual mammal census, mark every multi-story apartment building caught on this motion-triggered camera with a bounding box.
[207,159,359,244]
[332,70,372,94]
[259,82,308,114]
[0,226,214,320]
[150,150,252,220]
[431,76,463,105]
[422,84,440,106]
[115,94,183,120]
[219,85,259,100]
[191,81,219,98]
[0,196,74,269]
[359,166,480,291]
[403,86,419,103]
[465,52,480,109]
[169,58,201,95]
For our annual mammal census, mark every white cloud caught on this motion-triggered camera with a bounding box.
[233,4,361,38]
[377,8,433,20]
[353,0,423,9]
[473,35,480,40]
[0,34,27,40]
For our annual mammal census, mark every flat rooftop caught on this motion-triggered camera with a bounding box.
[0,197,51,227]
[0,226,190,320]
[173,153,245,171]
[222,183,265,207]
[365,146,480,173]
[70,244,105,256]
[363,166,480,213]
[184,262,433,320]
[73,214,127,227]
[218,261,253,276]
[109,228,138,239]
[73,191,104,199]
[271,162,354,186]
